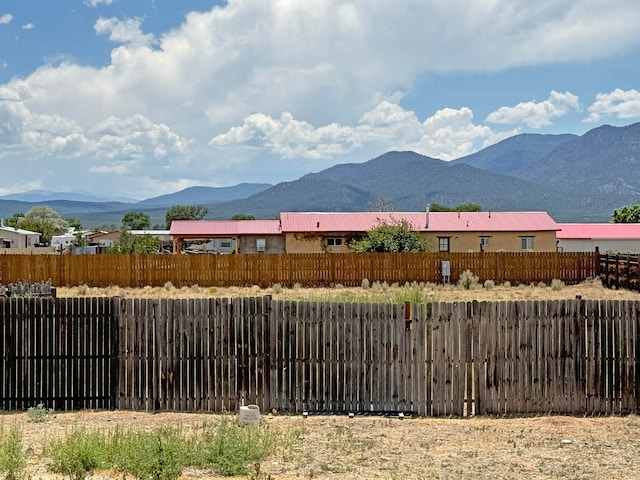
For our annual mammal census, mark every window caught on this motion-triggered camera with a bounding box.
[521,236,534,251]
[256,239,266,252]
[438,237,450,252]
[326,237,343,247]
[221,240,232,248]
[480,236,490,247]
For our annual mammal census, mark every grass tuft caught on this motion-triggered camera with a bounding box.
[0,424,27,480]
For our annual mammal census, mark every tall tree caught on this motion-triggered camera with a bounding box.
[430,203,482,212]
[108,230,160,254]
[13,206,68,244]
[612,205,640,223]
[350,219,433,252]
[165,205,209,228]
[122,211,151,230]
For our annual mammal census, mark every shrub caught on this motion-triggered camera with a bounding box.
[77,284,89,295]
[483,279,495,289]
[457,270,480,290]
[503,281,511,288]
[163,281,174,291]
[361,278,370,289]
[551,279,564,291]
[271,283,283,294]
[27,403,53,423]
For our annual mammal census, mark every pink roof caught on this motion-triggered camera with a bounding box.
[557,223,640,239]
[280,211,559,233]
[170,220,281,236]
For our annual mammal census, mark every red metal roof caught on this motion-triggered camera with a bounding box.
[557,223,640,239]
[170,220,281,236]
[280,211,559,233]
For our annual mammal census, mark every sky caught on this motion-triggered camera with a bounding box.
[1,0,640,201]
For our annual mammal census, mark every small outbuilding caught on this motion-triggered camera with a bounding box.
[556,223,640,253]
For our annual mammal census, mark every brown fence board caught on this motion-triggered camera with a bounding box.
[0,252,600,289]
[2,295,640,416]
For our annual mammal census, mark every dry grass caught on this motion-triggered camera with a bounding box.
[56,277,640,303]
[5,410,640,480]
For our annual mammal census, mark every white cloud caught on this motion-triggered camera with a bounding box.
[94,17,155,47]
[85,0,113,7]
[212,101,517,161]
[22,23,34,30]
[485,91,581,128]
[2,1,640,197]
[584,88,640,123]
[0,13,12,24]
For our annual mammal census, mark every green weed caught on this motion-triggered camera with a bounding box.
[27,403,53,423]
[0,424,27,480]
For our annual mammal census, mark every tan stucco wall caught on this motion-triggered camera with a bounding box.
[285,231,558,253]
[424,231,558,252]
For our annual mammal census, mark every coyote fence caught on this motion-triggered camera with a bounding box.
[1,296,638,416]
[600,253,640,293]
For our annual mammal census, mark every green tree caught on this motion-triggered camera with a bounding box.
[108,230,160,254]
[122,211,151,230]
[612,205,640,223]
[230,214,256,220]
[350,219,433,252]
[15,206,68,244]
[65,217,83,230]
[71,231,89,248]
[430,203,482,212]
[165,205,209,228]
[4,212,25,228]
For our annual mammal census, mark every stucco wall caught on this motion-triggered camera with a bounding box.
[238,235,286,254]
[424,231,558,252]
[285,231,558,253]
[557,239,640,253]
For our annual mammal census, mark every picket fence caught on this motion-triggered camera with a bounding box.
[0,251,599,288]
[1,296,638,416]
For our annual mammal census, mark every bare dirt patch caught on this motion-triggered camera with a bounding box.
[5,410,640,480]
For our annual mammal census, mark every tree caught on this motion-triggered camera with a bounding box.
[4,213,25,228]
[612,205,640,223]
[231,214,256,220]
[12,206,68,244]
[65,217,83,230]
[122,211,151,230]
[108,230,160,254]
[350,218,433,252]
[165,205,209,228]
[430,203,482,212]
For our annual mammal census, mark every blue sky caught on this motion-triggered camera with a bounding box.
[1,0,640,200]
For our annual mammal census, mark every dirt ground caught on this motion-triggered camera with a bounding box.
[10,279,640,479]
[56,276,640,303]
[4,410,640,480]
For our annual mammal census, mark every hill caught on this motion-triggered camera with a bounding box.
[450,133,576,175]
[2,122,640,226]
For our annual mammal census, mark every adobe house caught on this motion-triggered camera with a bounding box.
[556,223,640,253]
[280,211,560,253]
[169,220,285,254]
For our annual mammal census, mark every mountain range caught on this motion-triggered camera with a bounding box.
[2,122,640,227]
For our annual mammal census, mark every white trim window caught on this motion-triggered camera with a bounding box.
[521,236,534,251]
[438,237,450,252]
[326,237,343,247]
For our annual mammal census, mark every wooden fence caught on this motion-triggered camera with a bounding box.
[600,254,640,292]
[0,251,600,288]
[2,296,638,416]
